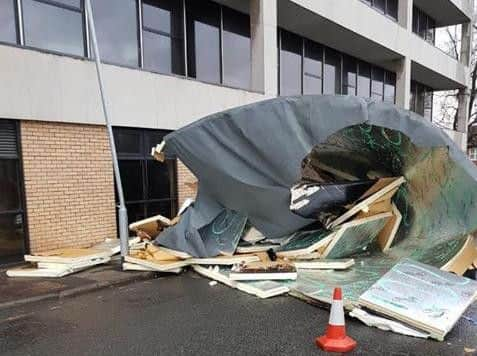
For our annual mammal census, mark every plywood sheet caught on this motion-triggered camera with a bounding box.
[358,258,477,340]
[321,212,392,259]
[25,248,112,263]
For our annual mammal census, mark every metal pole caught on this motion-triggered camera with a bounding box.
[85,0,129,260]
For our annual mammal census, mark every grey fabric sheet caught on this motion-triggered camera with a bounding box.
[155,95,477,257]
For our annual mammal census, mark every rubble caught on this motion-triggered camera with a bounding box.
[133,96,477,340]
[6,238,140,278]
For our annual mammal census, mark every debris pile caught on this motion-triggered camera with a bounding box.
[6,238,139,278]
[139,96,477,341]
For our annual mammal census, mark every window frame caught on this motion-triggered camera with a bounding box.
[20,0,87,57]
[0,0,21,46]
[114,127,178,221]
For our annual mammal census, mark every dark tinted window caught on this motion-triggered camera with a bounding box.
[386,0,398,20]
[186,0,221,83]
[119,160,143,201]
[0,120,26,262]
[91,0,139,66]
[357,62,371,98]
[371,67,384,100]
[384,71,396,103]
[323,48,341,94]
[280,30,302,96]
[303,40,323,95]
[373,0,385,13]
[223,7,250,89]
[142,0,184,75]
[426,18,435,44]
[0,213,25,261]
[418,9,427,38]
[412,7,419,33]
[0,0,17,44]
[0,160,20,211]
[147,160,172,199]
[23,0,84,56]
[343,56,357,96]
[115,129,142,156]
[115,128,177,220]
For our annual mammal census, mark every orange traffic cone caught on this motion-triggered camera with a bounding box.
[315,287,357,353]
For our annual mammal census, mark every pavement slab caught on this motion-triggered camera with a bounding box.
[0,260,155,309]
[0,271,475,356]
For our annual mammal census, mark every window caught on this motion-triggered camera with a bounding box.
[278,29,395,102]
[361,0,398,21]
[357,62,371,98]
[412,6,436,45]
[222,7,251,89]
[279,30,302,96]
[0,0,17,44]
[186,0,221,84]
[384,71,396,103]
[386,0,398,20]
[303,40,323,95]
[22,0,85,56]
[410,80,433,119]
[343,56,357,96]
[468,148,477,161]
[0,120,26,263]
[371,67,384,100]
[142,0,185,75]
[114,128,178,224]
[91,0,139,66]
[323,48,341,95]
[373,0,385,13]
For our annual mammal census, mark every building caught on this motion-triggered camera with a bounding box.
[0,0,473,264]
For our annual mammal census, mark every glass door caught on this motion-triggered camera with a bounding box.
[0,120,27,264]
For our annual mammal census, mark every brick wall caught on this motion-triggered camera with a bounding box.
[21,121,117,253]
[176,160,197,208]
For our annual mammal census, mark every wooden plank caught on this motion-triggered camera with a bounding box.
[25,249,112,264]
[327,176,404,229]
[124,256,190,271]
[377,203,402,252]
[293,258,355,270]
[122,262,182,273]
[129,214,172,238]
[189,254,260,265]
[441,235,477,275]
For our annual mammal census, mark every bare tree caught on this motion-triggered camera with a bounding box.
[433,23,477,147]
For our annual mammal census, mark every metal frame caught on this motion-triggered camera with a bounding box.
[137,0,144,68]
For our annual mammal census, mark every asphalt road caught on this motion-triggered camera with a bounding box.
[0,271,476,356]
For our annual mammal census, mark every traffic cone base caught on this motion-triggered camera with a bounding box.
[315,334,357,353]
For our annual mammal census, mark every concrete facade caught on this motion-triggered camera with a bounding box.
[0,0,473,255]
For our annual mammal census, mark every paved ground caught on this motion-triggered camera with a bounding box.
[0,271,476,356]
[0,259,154,309]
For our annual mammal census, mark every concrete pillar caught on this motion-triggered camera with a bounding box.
[456,19,474,134]
[395,57,412,110]
[250,0,278,96]
[397,0,413,30]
